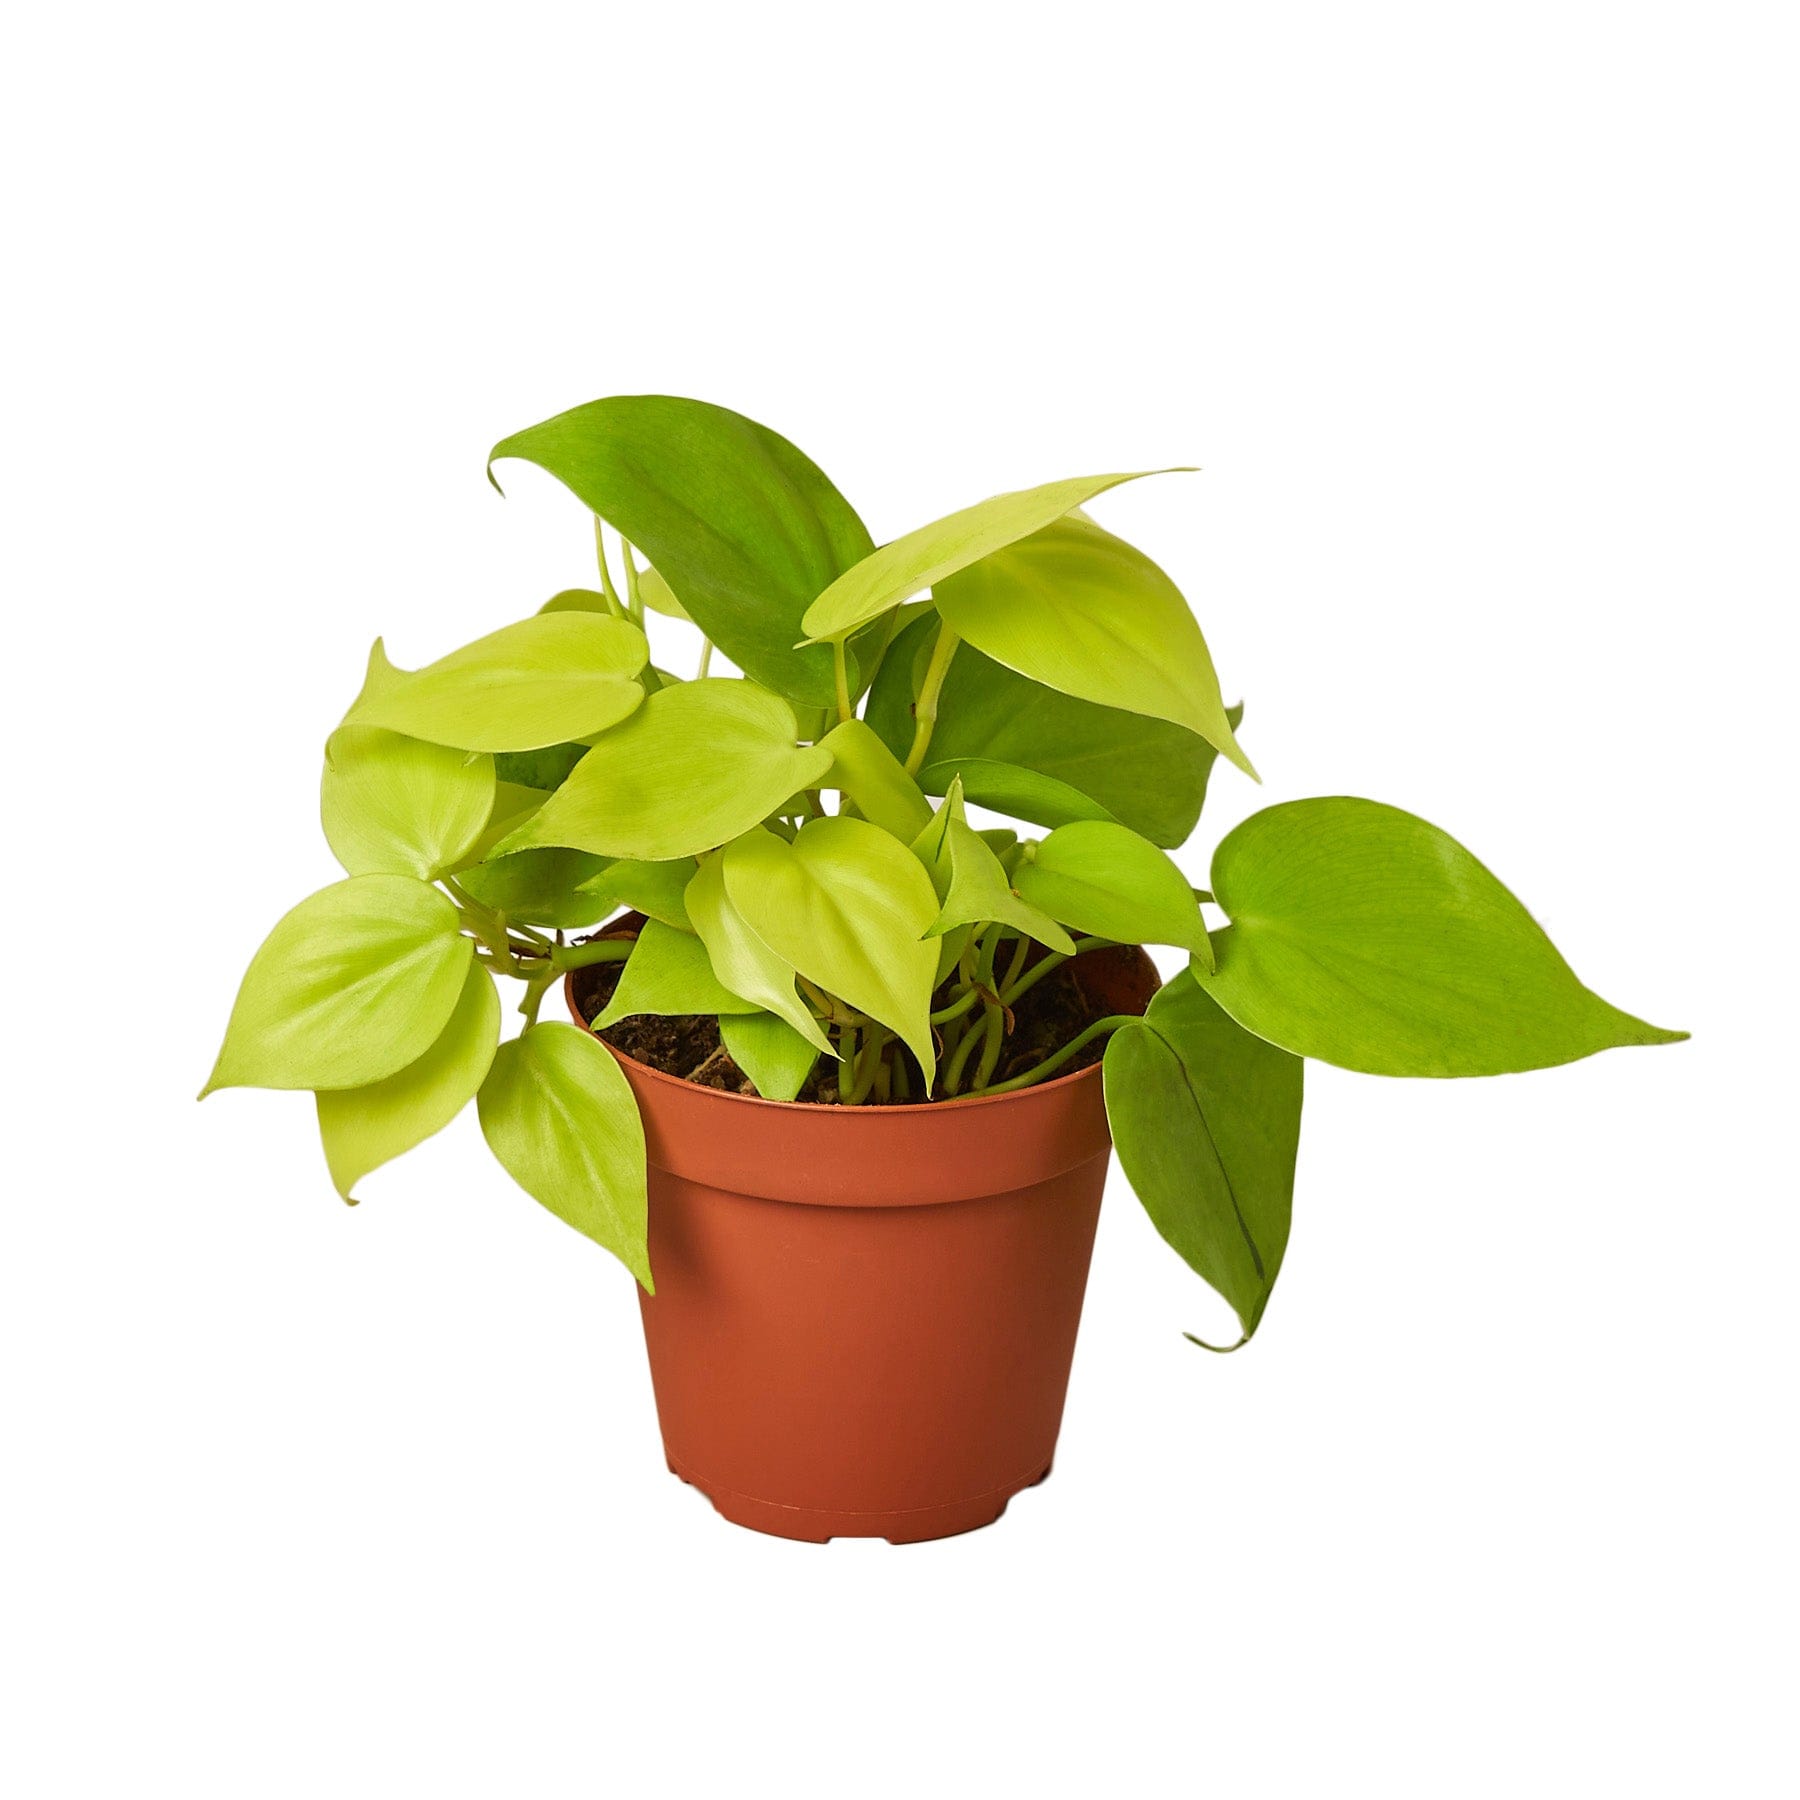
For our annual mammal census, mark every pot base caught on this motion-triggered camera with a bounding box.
[666,1453,1055,1545]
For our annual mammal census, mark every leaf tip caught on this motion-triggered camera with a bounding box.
[1183,1328,1250,1354]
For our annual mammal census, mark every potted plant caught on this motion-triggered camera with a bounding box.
[202,394,1684,1543]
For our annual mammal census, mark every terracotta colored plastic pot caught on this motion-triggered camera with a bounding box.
[565,938,1159,1544]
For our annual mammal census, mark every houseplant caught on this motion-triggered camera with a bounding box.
[202,394,1684,1542]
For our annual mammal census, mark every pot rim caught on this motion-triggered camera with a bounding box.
[560,920,1156,1120]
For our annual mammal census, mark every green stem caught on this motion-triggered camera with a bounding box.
[833,638,854,725]
[999,937,1119,1006]
[902,622,961,775]
[941,1005,993,1095]
[552,939,634,972]
[594,521,626,618]
[970,1005,1006,1090]
[519,970,556,1026]
[696,639,714,678]
[620,540,646,627]
[980,1014,1140,1096]
[850,1027,890,1103]
[930,987,982,1027]
[837,1024,859,1104]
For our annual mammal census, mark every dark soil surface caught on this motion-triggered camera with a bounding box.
[568,939,1125,1106]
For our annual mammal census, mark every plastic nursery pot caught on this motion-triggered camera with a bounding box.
[565,930,1160,1545]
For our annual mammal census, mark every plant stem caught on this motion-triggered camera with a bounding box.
[941,1007,991,1095]
[519,969,556,1026]
[594,520,627,619]
[980,1014,1142,1096]
[833,638,854,724]
[970,1004,1006,1090]
[930,987,981,1027]
[696,639,714,678]
[999,937,1119,1006]
[620,540,646,626]
[552,939,634,972]
[837,1024,858,1103]
[902,622,961,775]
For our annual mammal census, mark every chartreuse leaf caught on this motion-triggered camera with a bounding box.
[595,920,762,1027]
[800,470,1176,642]
[490,395,875,707]
[1014,820,1213,964]
[202,876,472,1095]
[865,612,1239,846]
[1104,973,1303,1346]
[538,587,612,615]
[635,566,692,623]
[719,1013,819,1102]
[685,854,833,1055]
[911,779,1075,953]
[574,857,698,931]
[477,1022,651,1289]
[349,613,649,752]
[320,725,494,880]
[1201,798,1687,1076]
[458,848,616,928]
[496,680,833,863]
[933,513,1254,778]
[455,782,547,870]
[315,962,501,1200]
[724,819,940,1086]
[820,719,932,840]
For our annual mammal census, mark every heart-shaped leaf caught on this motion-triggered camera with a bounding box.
[718,1012,820,1102]
[1201,797,1687,1075]
[495,679,834,863]
[1105,973,1303,1346]
[477,1021,651,1288]
[820,718,933,841]
[573,857,697,932]
[1014,820,1213,962]
[490,395,874,707]
[202,876,472,1094]
[349,613,648,752]
[933,514,1253,777]
[457,847,616,928]
[865,613,1239,846]
[320,725,495,880]
[594,920,763,1027]
[911,780,1074,953]
[723,819,940,1085]
[684,854,833,1054]
[800,469,1176,642]
[315,961,501,1199]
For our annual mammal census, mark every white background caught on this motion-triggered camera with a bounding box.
[3,4,1794,1795]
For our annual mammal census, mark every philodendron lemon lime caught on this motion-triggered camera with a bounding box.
[204,393,1683,1348]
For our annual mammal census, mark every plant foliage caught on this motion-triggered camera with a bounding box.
[205,395,1683,1341]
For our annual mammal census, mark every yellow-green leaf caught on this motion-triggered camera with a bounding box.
[1014,820,1213,962]
[477,1022,651,1288]
[350,613,648,752]
[315,962,501,1199]
[718,1012,819,1101]
[933,513,1254,777]
[202,876,472,1095]
[1201,798,1688,1076]
[594,920,762,1026]
[911,779,1074,953]
[320,725,495,880]
[683,854,832,1054]
[723,819,940,1086]
[820,718,932,840]
[800,469,1179,642]
[496,680,833,862]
